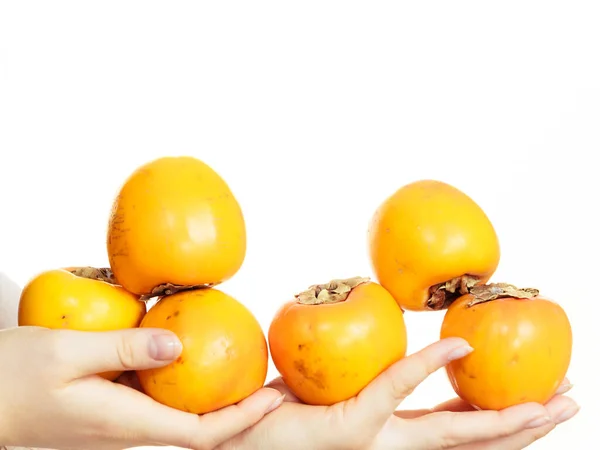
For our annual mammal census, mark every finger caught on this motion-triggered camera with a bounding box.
[395,378,573,420]
[402,402,552,448]
[54,328,183,379]
[459,395,580,450]
[395,398,475,419]
[546,394,579,425]
[555,377,573,395]
[103,386,285,449]
[192,389,286,448]
[265,377,302,403]
[350,338,473,429]
[431,397,476,413]
[395,377,574,422]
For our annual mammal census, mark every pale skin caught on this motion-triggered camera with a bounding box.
[219,338,578,449]
[0,272,579,450]
[0,328,578,450]
[0,326,285,449]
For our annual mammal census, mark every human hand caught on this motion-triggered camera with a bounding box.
[0,326,283,450]
[219,338,578,450]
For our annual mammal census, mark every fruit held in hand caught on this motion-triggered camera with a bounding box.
[440,283,572,410]
[18,267,146,381]
[137,288,268,414]
[107,156,247,297]
[368,179,500,311]
[268,277,407,406]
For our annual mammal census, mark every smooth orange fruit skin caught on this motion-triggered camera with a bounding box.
[107,156,246,296]
[137,288,268,414]
[440,294,572,411]
[368,179,501,311]
[18,269,146,381]
[268,282,407,406]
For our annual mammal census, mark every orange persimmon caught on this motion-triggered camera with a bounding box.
[18,267,146,381]
[137,288,268,414]
[440,283,572,411]
[107,156,246,297]
[268,277,407,406]
[368,179,500,311]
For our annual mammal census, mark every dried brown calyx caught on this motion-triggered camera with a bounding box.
[466,283,539,307]
[68,266,117,284]
[140,282,215,301]
[295,276,370,305]
[427,275,480,310]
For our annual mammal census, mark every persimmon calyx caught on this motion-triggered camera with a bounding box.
[68,266,117,284]
[295,276,370,305]
[427,275,480,310]
[467,283,540,307]
[141,282,215,301]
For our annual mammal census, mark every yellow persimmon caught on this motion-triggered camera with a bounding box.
[107,156,246,297]
[368,179,500,311]
[268,277,407,406]
[18,267,146,381]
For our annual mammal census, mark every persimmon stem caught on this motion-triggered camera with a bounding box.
[466,283,539,307]
[427,274,480,310]
[141,282,215,301]
[295,276,370,305]
[68,266,117,284]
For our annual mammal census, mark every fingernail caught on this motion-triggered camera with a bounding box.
[555,405,580,424]
[447,345,474,361]
[556,383,574,395]
[525,415,552,429]
[149,333,183,361]
[265,394,286,414]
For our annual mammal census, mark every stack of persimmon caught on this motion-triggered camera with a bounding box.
[18,156,268,415]
[17,156,572,415]
[366,180,572,410]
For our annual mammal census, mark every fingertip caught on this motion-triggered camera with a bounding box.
[265,394,286,414]
[439,336,471,347]
[507,401,548,415]
[556,378,573,395]
[238,387,285,415]
[434,337,473,359]
[147,331,183,362]
[501,402,551,429]
[543,394,580,424]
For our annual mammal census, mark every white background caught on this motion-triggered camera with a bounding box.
[1,1,599,449]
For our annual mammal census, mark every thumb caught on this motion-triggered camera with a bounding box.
[349,337,473,430]
[55,328,183,379]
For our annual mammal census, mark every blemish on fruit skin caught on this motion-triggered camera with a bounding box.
[294,359,325,389]
[166,315,172,320]
[174,310,180,317]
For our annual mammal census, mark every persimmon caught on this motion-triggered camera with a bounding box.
[440,283,572,411]
[368,179,500,311]
[136,287,268,414]
[18,267,146,381]
[107,156,246,297]
[268,277,407,406]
